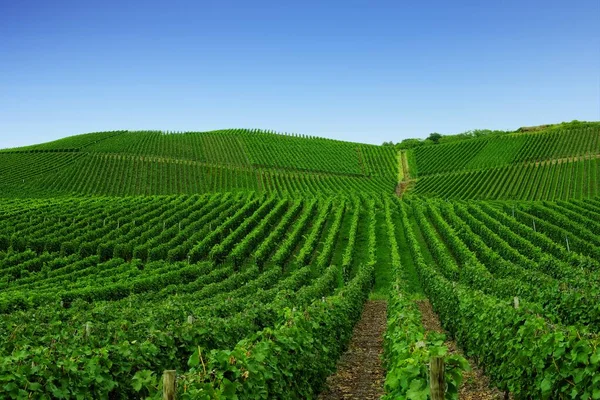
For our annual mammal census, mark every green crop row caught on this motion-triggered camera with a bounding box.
[410,125,600,177]
[413,155,600,201]
[400,200,600,399]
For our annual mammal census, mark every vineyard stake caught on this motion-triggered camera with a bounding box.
[429,357,445,400]
[532,218,536,232]
[513,296,519,309]
[565,235,570,252]
[163,370,176,400]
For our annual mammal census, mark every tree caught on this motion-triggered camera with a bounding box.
[427,132,442,144]
[397,138,423,150]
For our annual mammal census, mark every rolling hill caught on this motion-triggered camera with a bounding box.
[2,123,600,399]
[403,122,600,200]
[0,129,397,198]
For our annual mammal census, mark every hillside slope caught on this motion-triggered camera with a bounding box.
[4,123,600,201]
[405,122,600,200]
[4,126,600,399]
[0,130,397,197]
[408,122,600,177]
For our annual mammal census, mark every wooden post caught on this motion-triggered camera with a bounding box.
[532,218,536,232]
[514,296,520,309]
[187,315,194,324]
[429,357,445,400]
[565,235,570,252]
[163,370,176,400]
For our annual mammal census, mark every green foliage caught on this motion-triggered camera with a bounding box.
[0,129,397,198]
[427,132,443,144]
[414,156,600,201]
[383,291,469,400]
[411,123,600,181]
[3,120,600,400]
[177,262,373,399]
[0,194,376,398]
[383,199,469,399]
[400,198,600,398]
[397,138,426,150]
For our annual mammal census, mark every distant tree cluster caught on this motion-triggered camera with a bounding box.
[385,120,600,149]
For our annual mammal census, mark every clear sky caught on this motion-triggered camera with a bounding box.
[1,0,599,148]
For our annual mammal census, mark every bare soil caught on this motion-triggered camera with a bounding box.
[531,154,600,167]
[395,180,415,197]
[400,150,410,180]
[395,151,416,197]
[318,300,387,400]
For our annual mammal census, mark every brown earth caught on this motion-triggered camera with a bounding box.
[395,180,415,197]
[318,300,387,400]
[517,124,552,132]
[531,153,600,167]
[395,150,416,197]
[400,150,410,180]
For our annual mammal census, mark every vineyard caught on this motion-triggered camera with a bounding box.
[413,155,600,200]
[409,124,600,176]
[406,123,600,200]
[2,125,600,399]
[0,130,397,198]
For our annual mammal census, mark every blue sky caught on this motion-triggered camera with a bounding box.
[1,0,599,147]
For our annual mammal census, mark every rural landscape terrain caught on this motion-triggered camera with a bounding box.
[2,121,600,399]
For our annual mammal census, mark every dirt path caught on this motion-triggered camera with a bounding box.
[395,180,415,197]
[400,150,410,180]
[531,153,600,167]
[416,300,507,400]
[395,151,415,197]
[318,300,387,400]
